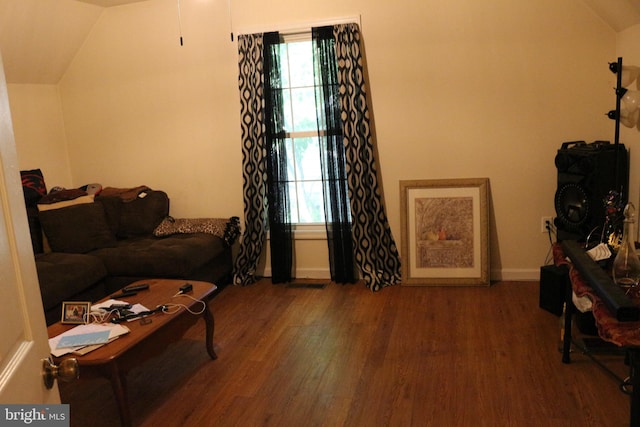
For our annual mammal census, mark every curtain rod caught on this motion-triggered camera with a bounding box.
[234,15,361,38]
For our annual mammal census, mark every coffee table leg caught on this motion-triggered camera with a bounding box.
[203,304,217,360]
[105,362,132,427]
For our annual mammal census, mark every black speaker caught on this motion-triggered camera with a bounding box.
[539,264,567,316]
[554,140,628,242]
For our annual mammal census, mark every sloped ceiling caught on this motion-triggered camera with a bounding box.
[0,0,151,84]
[0,0,638,85]
[0,0,100,84]
[582,0,640,31]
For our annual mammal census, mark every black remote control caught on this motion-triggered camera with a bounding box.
[123,283,150,292]
[106,304,132,310]
[111,290,138,298]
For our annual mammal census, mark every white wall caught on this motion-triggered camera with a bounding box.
[59,0,242,219]
[10,0,620,281]
[616,25,640,226]
[7,84,72,188]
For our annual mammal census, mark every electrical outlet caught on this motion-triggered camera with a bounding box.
[541,216,554,233]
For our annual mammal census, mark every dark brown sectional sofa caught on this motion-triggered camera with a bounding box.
[21,170,238,325]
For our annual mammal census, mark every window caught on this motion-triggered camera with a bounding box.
[235,23,401,287]
[276,37,325,225]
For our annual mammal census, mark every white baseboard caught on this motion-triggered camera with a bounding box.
[263,267,331,280]
[262,267,541,282]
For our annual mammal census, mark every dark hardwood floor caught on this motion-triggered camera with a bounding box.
[59,280,631,426]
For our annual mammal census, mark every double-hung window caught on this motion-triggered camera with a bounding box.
[276,36,325,226]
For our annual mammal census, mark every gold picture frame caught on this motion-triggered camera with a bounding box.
[400,178,490,286]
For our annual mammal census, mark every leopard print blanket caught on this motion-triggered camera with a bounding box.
[153,216,240,247]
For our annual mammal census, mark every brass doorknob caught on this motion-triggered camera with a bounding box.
[42,358,79,389]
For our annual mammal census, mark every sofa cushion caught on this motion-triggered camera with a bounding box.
[39,203,117,253]
[90,233,226,277]
[35,252,108,310]
[97,190,169,239]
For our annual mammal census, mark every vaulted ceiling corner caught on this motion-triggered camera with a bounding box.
[0,0,639,85]
[581,0,640,32]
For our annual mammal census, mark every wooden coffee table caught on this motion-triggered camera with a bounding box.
[48,279,218,427]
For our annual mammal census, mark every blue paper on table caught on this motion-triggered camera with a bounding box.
[56,330,111,349]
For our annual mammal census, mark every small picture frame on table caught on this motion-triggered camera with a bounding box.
[61,301,91,324]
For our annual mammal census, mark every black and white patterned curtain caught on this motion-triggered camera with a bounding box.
[233,33,268,285]
[313,26,356,284]
[233,24,401,291]
[233,32,293,285]
[328,23,401,291]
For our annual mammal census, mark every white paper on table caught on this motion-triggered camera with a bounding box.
[49,323,130,357]
[129,303,150,315]
[586,243,612,262]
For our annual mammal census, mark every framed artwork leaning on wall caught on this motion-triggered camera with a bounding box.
[400,178,490,286]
